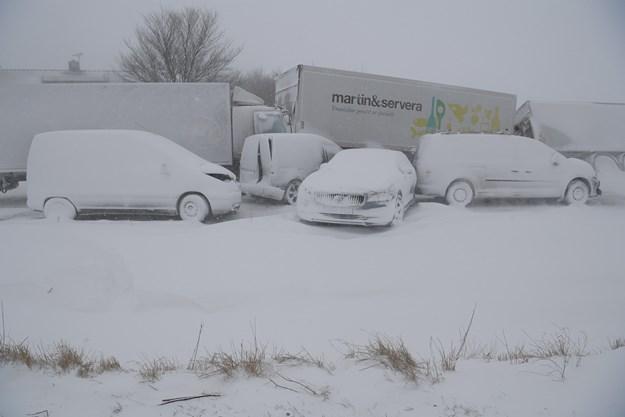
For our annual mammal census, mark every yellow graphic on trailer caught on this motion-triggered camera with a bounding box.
[449,104,468,123]
[411,97,502,138]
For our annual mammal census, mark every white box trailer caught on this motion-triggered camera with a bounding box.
[514,101,625,170]
[276,65,517,153]
[0,82,287,192]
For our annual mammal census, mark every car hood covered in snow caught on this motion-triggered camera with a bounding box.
[303,149,401,194]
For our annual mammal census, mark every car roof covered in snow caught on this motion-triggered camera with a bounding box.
[302,148,409,193]
[330,148,406,166]
[33,129,233,176]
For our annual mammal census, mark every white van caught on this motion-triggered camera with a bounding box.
[239,133,341,204]
[27,130,241,221]
[414,133,601,206]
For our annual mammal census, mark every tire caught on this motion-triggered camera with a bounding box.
[564,179,590,205]
[44,197,77,221]
[178,193,210,222]
[390,192,404,226]
[445,180,474,207]
[283,179,302,205]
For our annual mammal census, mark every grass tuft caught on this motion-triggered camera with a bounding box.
[346,335,421,382]
[272,348,334,373]
[198,339,268,378]
[0,338,121,377]
[138,357,178,382]
[0,340,35,368]
[54,341,86,372]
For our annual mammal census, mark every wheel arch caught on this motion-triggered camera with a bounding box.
[177,191,212,217]
[43,196,78,212]
[445,177,477,196]
[282,178,303,202]
[563,177,590,199]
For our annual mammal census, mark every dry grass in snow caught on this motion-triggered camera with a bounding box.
[346,335,423,382]
[0,339,120,377]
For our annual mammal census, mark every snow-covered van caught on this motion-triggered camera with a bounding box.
[27,130,241,221]
[276,65,516,153]
[239,133,341,204]
[414,133,601,206]
[0,83,288,192]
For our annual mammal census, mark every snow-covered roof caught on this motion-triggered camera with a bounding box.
[232,86,265,106]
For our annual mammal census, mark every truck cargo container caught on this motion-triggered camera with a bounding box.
[514,101,625,171]
[276,65,516,153]
[0,83,287,192]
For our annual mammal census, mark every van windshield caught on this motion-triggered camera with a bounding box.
[254,111,288,134]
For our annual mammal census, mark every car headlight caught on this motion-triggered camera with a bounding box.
[366,191,394,203]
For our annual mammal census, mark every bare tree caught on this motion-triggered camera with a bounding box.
[230,68,281,105]
[119,8,241,82]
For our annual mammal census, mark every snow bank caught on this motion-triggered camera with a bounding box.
[1,348,624,417]
[1,181,624,415]
[1,202,624,361]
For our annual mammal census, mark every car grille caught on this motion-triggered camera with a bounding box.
[313,192,365,207]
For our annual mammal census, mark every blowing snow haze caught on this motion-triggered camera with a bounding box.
[1,0,624,103]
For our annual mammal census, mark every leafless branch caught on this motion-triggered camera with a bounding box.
[119,7,241,82]
[187,323,203,370]
[267,378,299,393]
[277,372,319,396]
[159,393,221,406]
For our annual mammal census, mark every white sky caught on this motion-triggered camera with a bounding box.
[1,0,624,103]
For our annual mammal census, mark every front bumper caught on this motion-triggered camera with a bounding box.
[207,188,242,215]
[240,181,285,201]
[297,196,395,226]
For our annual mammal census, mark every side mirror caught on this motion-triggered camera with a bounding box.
[551,153,561,166]
[319,163,328,170]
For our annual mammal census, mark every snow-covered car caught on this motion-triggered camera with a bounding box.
[414,133,601,206]
[297,148,417,226]
[27,130,241,222]
[239,133,341,204]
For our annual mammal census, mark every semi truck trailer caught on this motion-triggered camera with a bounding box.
[276,65,517,153]
[0,82,287,192]
[514,101,625,171]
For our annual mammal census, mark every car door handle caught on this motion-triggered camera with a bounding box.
[511,170,519,173]
[525,170,532,174]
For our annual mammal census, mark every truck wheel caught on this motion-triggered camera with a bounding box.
[178,193,210,222]
[564,179,589,205]
[390,192,404,226]
[284,180,302,205]
[445,180,474,207]
[44,197,77,221]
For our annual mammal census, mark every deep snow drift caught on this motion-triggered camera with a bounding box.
[0,159,624,416]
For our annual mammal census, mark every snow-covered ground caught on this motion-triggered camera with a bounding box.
[1,159,624,416]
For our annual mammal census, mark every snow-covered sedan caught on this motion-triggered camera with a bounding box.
[296,149,417,226]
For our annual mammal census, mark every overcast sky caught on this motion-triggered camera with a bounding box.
[1,0,623,103]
